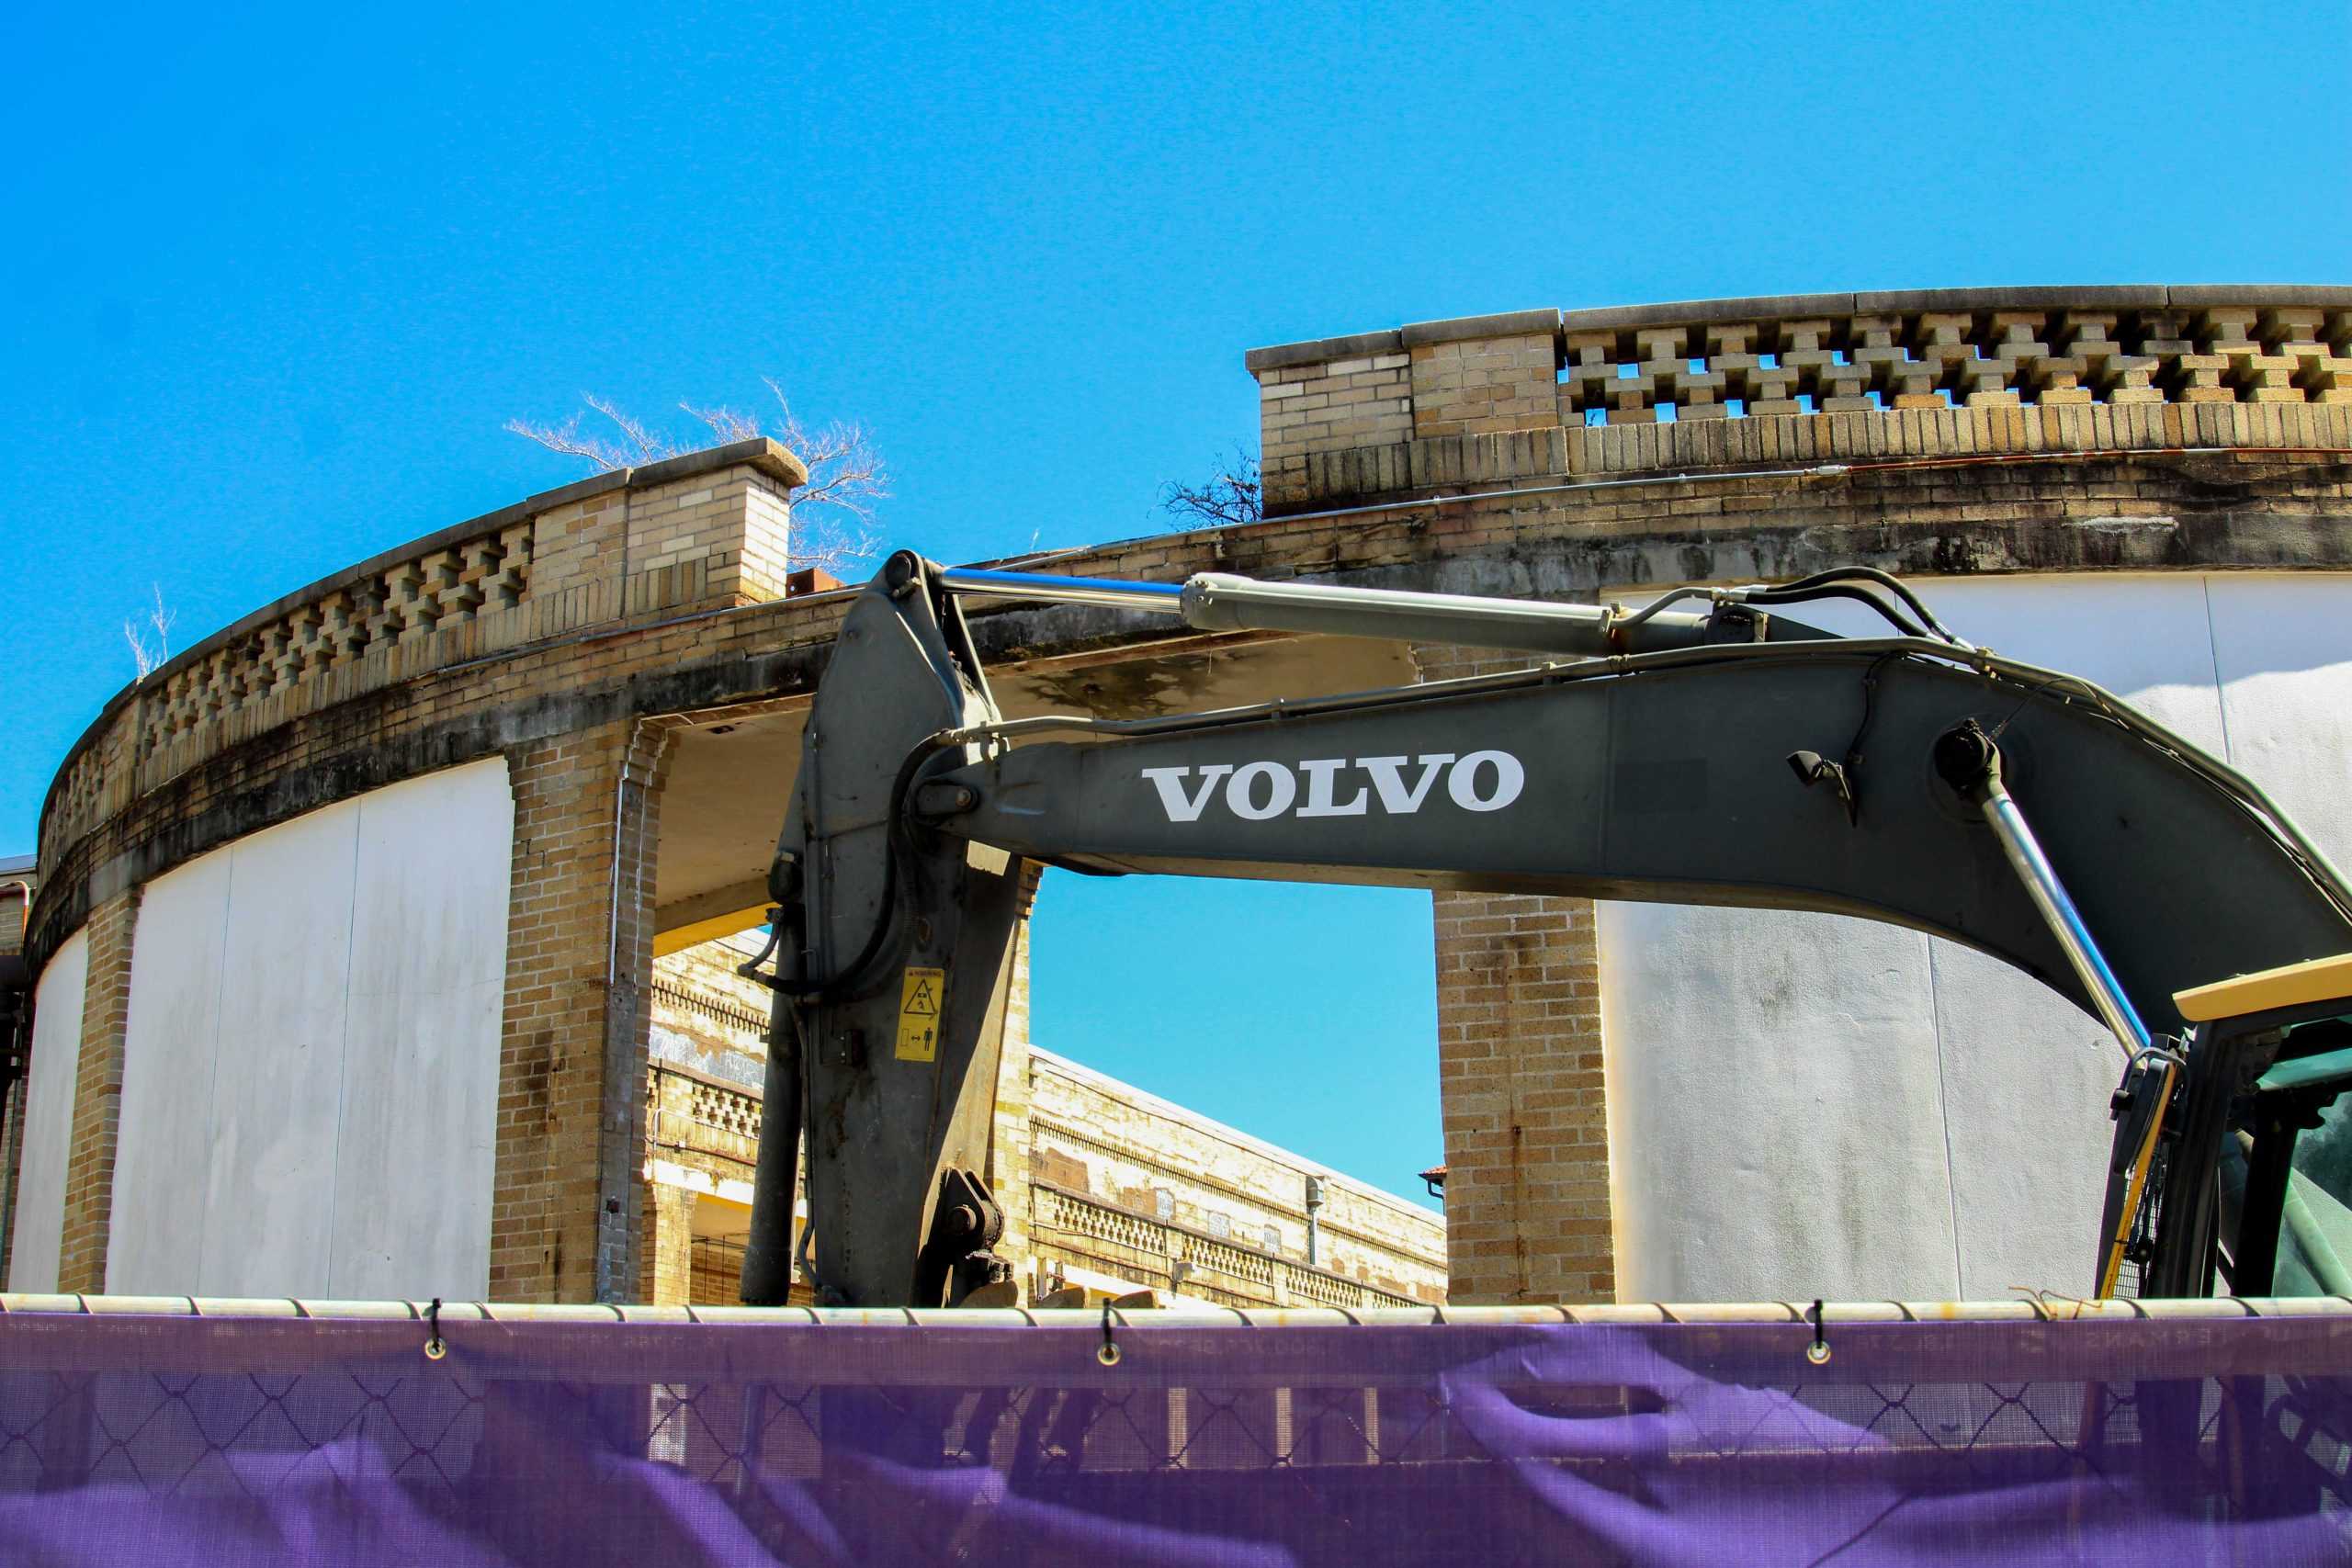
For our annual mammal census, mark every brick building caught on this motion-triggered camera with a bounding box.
[11,285,2352,1309]
[641,931,1445,1309]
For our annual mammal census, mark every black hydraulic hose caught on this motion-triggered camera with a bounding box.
[1770,567,1962,643]
[769,732,965,999]
[1743,582,1931,640]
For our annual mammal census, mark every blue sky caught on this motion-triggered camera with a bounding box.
[4,1,2346,1201]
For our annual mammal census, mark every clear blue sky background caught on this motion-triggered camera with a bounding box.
[4,2,2346,1203]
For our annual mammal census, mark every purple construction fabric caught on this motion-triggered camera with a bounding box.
[0,1311,2346,1565]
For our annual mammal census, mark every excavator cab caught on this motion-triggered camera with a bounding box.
[2116,954,2352,1299]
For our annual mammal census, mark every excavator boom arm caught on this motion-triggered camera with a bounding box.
[744,554,2352,1307]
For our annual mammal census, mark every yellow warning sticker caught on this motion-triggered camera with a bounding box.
[895,966,944,1062]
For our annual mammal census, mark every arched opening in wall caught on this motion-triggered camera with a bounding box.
[1026,867,1442,1212]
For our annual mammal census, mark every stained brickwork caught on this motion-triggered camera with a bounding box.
[492,722,671,1303]
[56,889,139,1293]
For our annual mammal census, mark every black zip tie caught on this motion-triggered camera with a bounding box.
[1805,1300,1831,1365]
[1097,1303,1122,1368]
[424,1298,447,1361]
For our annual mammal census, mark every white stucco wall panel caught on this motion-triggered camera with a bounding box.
[1603,908,1962,1303]
[2204,575,2352,871]
[196,802,358,1297]
[106,758,511,1298]
[8,930,88,1292]
[108,851,234,1293]
[1602,573,2352,1303]
[331,764,512,1299]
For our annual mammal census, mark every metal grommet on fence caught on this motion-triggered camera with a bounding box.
[1097,1303,1122,1368]
[1804,1299,1831,1366]
[424,1297,447,1361]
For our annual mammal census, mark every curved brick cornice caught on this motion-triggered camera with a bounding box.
[30,294,2352,967]
[32,442,807,929]
[1249,286,2352,513]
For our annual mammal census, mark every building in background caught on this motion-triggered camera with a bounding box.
[643,930,1445,1308]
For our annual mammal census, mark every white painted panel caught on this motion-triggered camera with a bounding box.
[106,756,513,1299]
[1603,908,1960,1303]
[331,760,512,1299]
[196,801,359,1298]
[2204,575,2352,874]
[107,852,234,1294]
[9,931,87,1292]
[1601,573,2348,1302]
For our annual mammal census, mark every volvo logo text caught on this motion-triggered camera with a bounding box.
[1139,752,1524,823]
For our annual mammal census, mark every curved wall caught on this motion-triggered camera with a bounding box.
[105,759,511,1297]
[1600,572,2352,1302]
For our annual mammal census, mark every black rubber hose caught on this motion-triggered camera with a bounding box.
[1771,567,1961,642]
[1743,582,1931,639]
[769,732,963,999]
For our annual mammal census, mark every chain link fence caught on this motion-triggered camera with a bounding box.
[0,1304,2346,1563]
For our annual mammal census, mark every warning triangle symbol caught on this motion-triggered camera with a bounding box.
[904,979,940,1017]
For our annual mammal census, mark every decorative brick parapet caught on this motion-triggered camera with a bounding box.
[37,441,805,889]
[1250,288,2352,511]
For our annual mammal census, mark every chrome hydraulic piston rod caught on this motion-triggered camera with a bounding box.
[937,566,1812,655]
[1933,719,2153,1058]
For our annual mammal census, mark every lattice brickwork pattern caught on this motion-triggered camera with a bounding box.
[1253,292,2352,508]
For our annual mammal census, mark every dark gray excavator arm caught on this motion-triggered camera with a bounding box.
[741,553,2352,1308]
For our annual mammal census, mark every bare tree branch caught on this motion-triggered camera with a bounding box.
[1160,446,1262,527]
[124,583,175,678]
[506,380,891,574]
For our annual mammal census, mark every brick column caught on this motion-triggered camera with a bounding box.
[0,1047,25,1286]
[57,889,141,1293]
[639,1180,695,1305]
[493,721,672,1303]
[1406,311,1565,440]
[1419,647,1616,1304]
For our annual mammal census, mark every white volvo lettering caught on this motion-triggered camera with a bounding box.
[1139,751,1524,822]
[1226,761,1297,820]
[1295,759,1370,818]
[1359,754,1454,815]
[1139,764,1233,822]
[1446,750,1526,812]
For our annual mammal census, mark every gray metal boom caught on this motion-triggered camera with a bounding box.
[745,554,2352,1308]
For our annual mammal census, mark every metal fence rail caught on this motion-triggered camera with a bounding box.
[0,1297,2346,1563]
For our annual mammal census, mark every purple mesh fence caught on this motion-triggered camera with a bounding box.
[0,1310,2346,1564]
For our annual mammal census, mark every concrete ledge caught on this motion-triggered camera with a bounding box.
[1564,292,1861,332]
[1244,329,1406,374]
[1249,287,2352,372]
[1399,309,1562,349]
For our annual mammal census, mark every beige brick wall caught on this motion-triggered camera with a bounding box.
[622,468,798,607]
[492,721,670,1303]
[56,889,139,1293]
[1259,351,1413,511]
[1410,331,1561,440]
